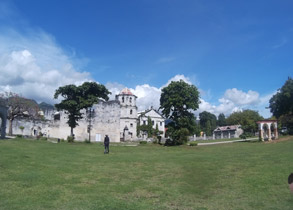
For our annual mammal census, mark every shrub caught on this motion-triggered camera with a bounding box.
[16,134,23,138]
[61,138,65,142]
[67,136,74,143]
[164,138,175,146]
[189,141,198,146]
[240,132,253,139]
[139,141,147,145]
[84,139,91,143]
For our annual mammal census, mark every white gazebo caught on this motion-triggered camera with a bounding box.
[257,120,278,141]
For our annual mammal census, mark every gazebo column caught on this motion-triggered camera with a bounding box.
[268,128,272,141]
[259,125,264,141]
[274,127,278,139]
[228,132,231,139]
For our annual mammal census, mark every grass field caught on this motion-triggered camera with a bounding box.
[0,137,293,210]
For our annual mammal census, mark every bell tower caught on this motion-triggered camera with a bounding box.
[115,88,137,140]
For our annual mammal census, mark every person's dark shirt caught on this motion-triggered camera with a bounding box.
[104,136,110,145]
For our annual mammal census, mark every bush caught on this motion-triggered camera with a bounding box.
[240,132,254,139]
[16,134,23,138]
[67,136,74,143]
[189,141,198,146]
[139,141,147,145]
[84,139,91,143]
[40,137,47,141]
[164,138,175,146]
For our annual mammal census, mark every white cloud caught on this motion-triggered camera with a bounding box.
[0,28,91,103]
[132,84,161,111]
[161,74,193,88]
[221,88,260,105]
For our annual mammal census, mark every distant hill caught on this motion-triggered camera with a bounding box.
[39,102,54,112]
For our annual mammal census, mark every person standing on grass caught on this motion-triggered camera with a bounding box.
[288,173,293,193]
[104,135,110,154]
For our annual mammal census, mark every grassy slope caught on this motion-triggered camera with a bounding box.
[0,138,293,210]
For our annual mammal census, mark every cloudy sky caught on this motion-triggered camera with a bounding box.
[0,0,292,118]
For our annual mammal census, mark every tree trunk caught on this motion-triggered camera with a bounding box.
[8,119,13,136]
[70,127,74,137]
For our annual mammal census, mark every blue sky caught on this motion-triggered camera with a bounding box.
[0,0,292,118]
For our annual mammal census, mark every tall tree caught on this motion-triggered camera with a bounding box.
[226,109,263,134]
[199,111,217,136]
[54,82,110,137]
[0,92,40,135]
[160,80,200,145]
[147,116,153,137]
[269,77,293,133]
[217,113,227,126]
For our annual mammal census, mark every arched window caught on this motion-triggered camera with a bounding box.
[122,97,124,103]
[130,109,133,115]
[129,97,132,103]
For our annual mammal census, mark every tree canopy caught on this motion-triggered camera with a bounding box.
[217,113,227,127]
[160,80,200,145]
[226,109,263,134]
[269,77,293,134]
[54,82,110,137]
[0,92,40,135]
[199,111,217,136]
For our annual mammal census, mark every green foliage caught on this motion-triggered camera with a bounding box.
[160,80,200,145]
[67,136,75,143]
[84,139,91,143]
[54,82,110,137]
[269,77,293,118]
[189,141,198,146]
[147,116,153,137]
[40,137,47,141]
[199,111,217,136]
[217,113,227,126]
[226,109,263,133]
[269,77,293,134]
[139,141,147,145]
[16,134,23,138]
[239,132,254,140]
[19,126,24,131]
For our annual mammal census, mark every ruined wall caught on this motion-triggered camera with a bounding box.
[9,100,121,142]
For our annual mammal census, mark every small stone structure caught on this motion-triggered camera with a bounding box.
[257,120,278,141]
[213,125,243,139]
[0,104,8,139]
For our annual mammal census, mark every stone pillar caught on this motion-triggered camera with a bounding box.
[259,129,264,141]
[194,134,196,141]
[221,132,223,139]
[212,133,215,140]
[274,127,278,139]
[204,133,206,140]
[268,128,272,141]
[228,132,231,139]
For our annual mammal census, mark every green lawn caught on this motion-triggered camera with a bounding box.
[0,137,293,210]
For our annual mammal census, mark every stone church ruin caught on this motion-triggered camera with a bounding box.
[8,88,167,142]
